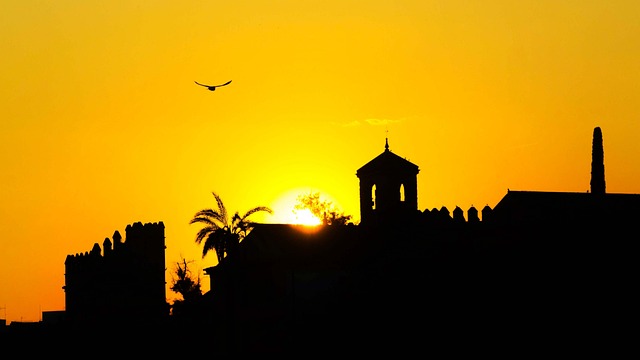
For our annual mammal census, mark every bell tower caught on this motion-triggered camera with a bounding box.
[356,138,420,224]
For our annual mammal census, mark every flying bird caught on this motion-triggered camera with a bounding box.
[195,80,232,91]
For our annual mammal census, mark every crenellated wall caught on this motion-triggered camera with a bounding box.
[63,221,168,327]
[420,205,493,224]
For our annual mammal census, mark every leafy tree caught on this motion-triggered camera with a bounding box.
[169,257,202,319]
[190,191,273,263]
[294,191,353,225]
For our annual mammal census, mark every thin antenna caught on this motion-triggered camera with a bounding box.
[385,128,390,152]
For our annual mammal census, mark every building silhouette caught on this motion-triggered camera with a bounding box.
[200,127,637,352]
[9,126,632,352]
[356,137,420,224]
[63,221,168,328]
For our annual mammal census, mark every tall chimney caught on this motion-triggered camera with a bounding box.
[590,126,606,194]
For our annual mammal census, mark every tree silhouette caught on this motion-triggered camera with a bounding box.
[169,257,202,317]
[295,191,353,225]
[190,191,273,263]
[170,258,202,302]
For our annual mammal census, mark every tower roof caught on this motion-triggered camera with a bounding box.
[356,140,419,178]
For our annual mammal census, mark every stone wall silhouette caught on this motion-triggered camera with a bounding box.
[63,221,167,327]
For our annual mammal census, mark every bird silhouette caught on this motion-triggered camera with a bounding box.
[195,80,232,91]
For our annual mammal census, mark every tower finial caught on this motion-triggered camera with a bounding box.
[385,129,389,152]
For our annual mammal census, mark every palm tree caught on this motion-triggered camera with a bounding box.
[190,191,273,263]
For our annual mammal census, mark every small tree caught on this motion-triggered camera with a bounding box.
[170,257,202,317]
[294,192,353,225]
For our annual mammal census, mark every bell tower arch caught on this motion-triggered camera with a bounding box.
[356,138,420,224]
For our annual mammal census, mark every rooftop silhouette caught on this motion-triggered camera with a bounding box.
[2,127,635,354]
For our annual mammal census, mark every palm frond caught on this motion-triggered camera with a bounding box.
[201,235,217,259]
[237,207,272,236]
[203,231,228,261]
[189,215,215,227]
[194,226,216,244]
[212,192,229,225]
[191,191,272,262]
[191,209,226,225]
[242,206,273,219]
[230,212,242,231]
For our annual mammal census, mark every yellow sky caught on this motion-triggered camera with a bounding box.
[1,0,639,323]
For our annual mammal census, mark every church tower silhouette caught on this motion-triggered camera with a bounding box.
[356,138,420,224]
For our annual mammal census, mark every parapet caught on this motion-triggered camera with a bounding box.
[421,205,492,224]
[65,221,165,266]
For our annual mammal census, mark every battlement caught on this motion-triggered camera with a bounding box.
[65,221,165,263]
[421,205,493,224]
[63,221,168,327]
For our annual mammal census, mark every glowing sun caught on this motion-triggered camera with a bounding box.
[291,208,322,226]
[269,188,328,226]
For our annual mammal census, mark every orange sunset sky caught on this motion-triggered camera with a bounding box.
[2,1,640,324]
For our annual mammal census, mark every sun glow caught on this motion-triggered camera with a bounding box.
[291,208,322,226]
[268,188,335,225]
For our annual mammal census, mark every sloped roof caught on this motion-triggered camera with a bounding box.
[356,147,419,177]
